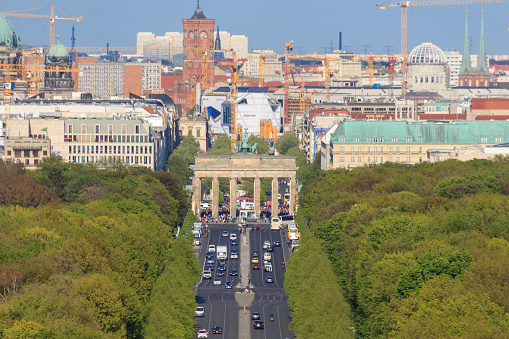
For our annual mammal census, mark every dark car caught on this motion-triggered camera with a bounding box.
[217,259,226,266]
[274,241,282,247]
[252,263,260,270]
[253,320,264,329]
[230,269,238,276]
[230,239,238,246]
[267,245,274,252]
[217,264,226,272]
[206,258,214,265]
[216,271,225,277]
[206,252,214,259]
[225,281,233,289]
[266,276,274,283]
[212,325,222,334]
[205,264,214,271]
[252,224,260,230]
[252,251,259,257]
[251,312,261,320]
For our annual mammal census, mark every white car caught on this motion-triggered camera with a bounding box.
[263,252,272,261]
[197,329,208,338]
[203,270,212,279]
[263,240,271,250]
[230,233,237,241]
[214,278,221,285]
[208,244,216,252]
[195,306,205,317]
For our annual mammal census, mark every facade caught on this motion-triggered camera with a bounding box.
[179,115,208,152]
[321,120,509,170]
[244,50,282,79]
[3,136,51,168]
[43,39,74,99]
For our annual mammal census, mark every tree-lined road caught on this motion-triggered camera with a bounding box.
[193,222,294,339]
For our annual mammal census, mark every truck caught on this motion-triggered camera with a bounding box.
[193,222,203,236]
[192,230,201,246]
[217,245,228,260]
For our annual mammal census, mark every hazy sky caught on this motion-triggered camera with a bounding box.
[3,0,509,55]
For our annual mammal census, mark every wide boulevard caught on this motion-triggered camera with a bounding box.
[193,221,294,339]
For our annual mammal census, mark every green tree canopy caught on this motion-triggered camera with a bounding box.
[274,133,299,155]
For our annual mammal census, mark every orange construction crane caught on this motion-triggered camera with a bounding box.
[283,41,293,127]
[3,6,84,47]
[376,0,505,95]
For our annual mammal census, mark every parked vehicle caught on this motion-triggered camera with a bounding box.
[217,245,228,260]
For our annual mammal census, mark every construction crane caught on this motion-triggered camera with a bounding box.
[283,41,293,128]
[3,6,84,47]
[376,0,505,95]
[230,54,245,152]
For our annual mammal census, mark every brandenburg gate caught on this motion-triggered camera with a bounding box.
[192,153,298,219]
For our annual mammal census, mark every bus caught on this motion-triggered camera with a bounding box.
[288,226,300,240]
[270,217,281,230]
[280,215,295,227]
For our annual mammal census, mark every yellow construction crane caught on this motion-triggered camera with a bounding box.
[230,54,245,152]
[3,6,84,47]
[376,0,505,95]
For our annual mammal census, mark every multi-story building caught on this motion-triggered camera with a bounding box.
[178,115,208,152]
[321,120,509,170]
[244,50,282,80]
[3,137,51,168]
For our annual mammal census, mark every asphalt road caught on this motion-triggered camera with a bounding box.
[193,222,294,339]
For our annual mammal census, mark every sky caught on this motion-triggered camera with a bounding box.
[3,0,509,56]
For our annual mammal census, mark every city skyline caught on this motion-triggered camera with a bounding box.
[2,0,509,55]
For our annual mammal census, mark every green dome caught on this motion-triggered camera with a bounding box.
[0,12,20,49]
[48,40,68,58]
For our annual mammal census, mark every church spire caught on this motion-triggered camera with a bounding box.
[214,26,221,50]
[459,10,471,75]
[476,10,488,73]
[191,0,207,19]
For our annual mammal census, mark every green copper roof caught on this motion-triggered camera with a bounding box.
[330,120,509,146]
[48,39,69,58]
[476,11,488,73]
[0,12,20,49]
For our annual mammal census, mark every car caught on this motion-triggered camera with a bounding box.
[251,312,261,320]
[222,230,229,237]
[230,239,238,246]
[203,270,212,279]
[197,329,209,338]
[216,271,225,277]
[230,269,238,276]
[263,241,271,249]
[217,258,226,266]
[267,244,274,252]
[206,252,214,259]
[205,264,214,271]
[253,320,264,329]
[206,258,214,265]
[230,249,239,259]
[263,252,272,261]
[195,306,205,317]
[252,257,259,264]
[252,251,259,257]
[214,278,221,285]
[225,281,233,289]
[252,263,260,270]
[274,241,282,247]
[252,224,260,230]
[208,245,216,252]
[266,276,274,283]
[212,325,222,334]
[229,233,237,240]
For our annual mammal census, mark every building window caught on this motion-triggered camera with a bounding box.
[419,137,423,143]
[95,125,100,134]
[68,125,73,134]
[196,129,201,138]
[406,157,411,163]
[406,137,412,143]
[396,157,400,162]
[339,157,345,162]
[121,124,127,134]
[367,157,371,162]
[367,147,370,154]
[406,147,412,154]
[373,147,378,154]
[389,157,393,162]
[480,137,488,143]
[380,138,384,143]
[380,147,384,154]
[495,137,502,143]
[358,157,362,162]
[351,147,355,154]
[108,125,113,134]
[374,137,378,143]
[188,129,193,136]
[351,157,355,162]
[373,157,378,162]
[135,125,140,134]
[392,137,398,143]
[339,147,345,154]
[353,137,359,143]
[339,137,345,143]
[358,147,362,154]
[389,147,393,154]
[419,147,422,154]
[396,147,400,154]
[367,138,371,143]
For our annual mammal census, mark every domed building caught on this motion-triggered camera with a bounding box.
[406,42,450,91]
[43,37,74,98]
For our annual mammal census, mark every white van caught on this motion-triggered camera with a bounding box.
[263,252,272,261]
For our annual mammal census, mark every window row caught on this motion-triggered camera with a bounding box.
[68,124,142,134]
[69,145,152,155]
[69,155,152,165]
[338,146,423,155]
[338,156,418,163]
[7,150,48,158]
[64,134,150,143]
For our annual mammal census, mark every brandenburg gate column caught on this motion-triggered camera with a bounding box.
[230,177,237,220]
[254,177,261,219]
[289,176,297,215]
[193,176,201,216]
[212,177,219,219]
[271,176,279,219]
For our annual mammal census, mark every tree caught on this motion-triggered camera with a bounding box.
[274,133,299,155]
[248,135,270,154]
[207,135,232,155]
